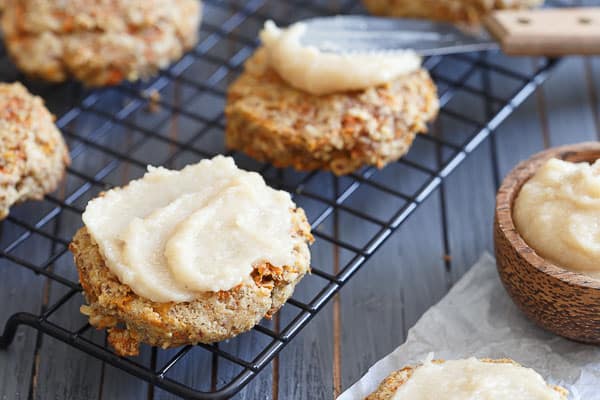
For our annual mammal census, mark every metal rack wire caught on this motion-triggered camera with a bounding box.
[0,0,558,398]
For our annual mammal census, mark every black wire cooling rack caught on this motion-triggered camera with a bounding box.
[0,0,558,399]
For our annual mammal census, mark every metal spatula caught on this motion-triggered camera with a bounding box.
[301,7,600,57]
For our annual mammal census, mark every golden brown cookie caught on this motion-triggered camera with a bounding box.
[225,48,438,176]
[70,207,312,356]
[1,0,202,86]
[0,82,69,219]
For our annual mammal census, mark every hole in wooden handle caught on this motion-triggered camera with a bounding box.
[579,16,593,25]
[517,16,531,24]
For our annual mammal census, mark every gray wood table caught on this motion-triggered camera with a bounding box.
[0,1,599,399]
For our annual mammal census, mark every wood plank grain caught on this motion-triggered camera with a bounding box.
[101,362,151,400]
[0,83,82,400]
[442,148,495,284]
[277,172,335,400]
[152,347,214,400]
[339,199,447,389]
[542,57,597,145]
[584,56,600,139]
[31,226,104,400]
[278,304,333,399]
[0,230,46,400]
[438,55,497,281]
[491,57,547,179]
[442,53,547,283]
[277,304,335,400]
[339,140,447,391]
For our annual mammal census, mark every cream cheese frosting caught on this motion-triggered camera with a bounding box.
[259,20,422,95]
[82,156,298,303]
[392,358,563,399]
[514,158,600,279]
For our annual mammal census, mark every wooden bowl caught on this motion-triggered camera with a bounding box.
[495,142,600,343]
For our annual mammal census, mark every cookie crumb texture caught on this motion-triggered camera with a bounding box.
[225,49,438,175]
[1,0,202,86]
[0,82,69,219]
[362,0,543,23]
[70,207,313,356]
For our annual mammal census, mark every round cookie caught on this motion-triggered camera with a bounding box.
[1,0,202,86]
[70,207,312,356]
[225,48,438,176]
[366,359,568,400]
[362,0,543,23]
[0,82,69,219]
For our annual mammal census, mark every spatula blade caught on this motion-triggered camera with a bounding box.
[301,15,498,56]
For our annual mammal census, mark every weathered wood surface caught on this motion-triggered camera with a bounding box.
[0,1,599,399]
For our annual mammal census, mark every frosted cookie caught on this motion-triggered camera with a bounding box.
[362,0,543,24]
[366,358,568,399]
[70,156,313,356]
[0,82,69,219]
[1,0,202,86]
[225,21,439,175]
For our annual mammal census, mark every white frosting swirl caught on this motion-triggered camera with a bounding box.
[514,158,600,279]
[392,358,563,399]
[82,156,298,302]
[259,20,422,95]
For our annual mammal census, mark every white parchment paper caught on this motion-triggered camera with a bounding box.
[338,253,600,399]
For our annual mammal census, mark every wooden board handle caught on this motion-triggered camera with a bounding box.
[484,7,600,56]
